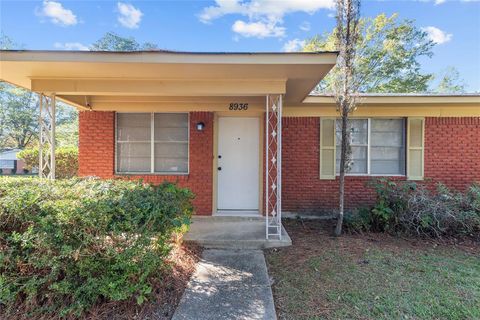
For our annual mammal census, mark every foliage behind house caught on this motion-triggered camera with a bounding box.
[303,13,465,93]
[18,146,79,178]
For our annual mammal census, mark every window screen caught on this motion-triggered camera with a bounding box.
[116,113,189,173]
[370,119,405,175]
[336,119,368,174]
[335,118,405,175]
[154,113,188,173]
[117,113,151,173]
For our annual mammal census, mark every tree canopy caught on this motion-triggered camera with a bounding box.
[0,34,78,150]
[0,33,22,50]
[303,14,465,93]
[90,32,159,51]
[434,66,466,94]
[0,85,78,149]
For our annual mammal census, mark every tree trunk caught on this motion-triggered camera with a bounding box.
[333,0,360,236]
[335,112,348,236]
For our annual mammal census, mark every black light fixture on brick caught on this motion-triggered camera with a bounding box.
[196,122,205,131]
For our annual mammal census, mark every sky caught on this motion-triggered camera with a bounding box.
[1,0,479,92]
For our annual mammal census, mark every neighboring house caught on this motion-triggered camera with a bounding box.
[0,149,26,174]
[1,51,479,224]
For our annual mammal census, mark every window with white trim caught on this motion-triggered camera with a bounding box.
[335,118,406,175]
[116,113,189,174]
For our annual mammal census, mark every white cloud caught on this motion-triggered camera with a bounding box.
[423,26,452,44]
[232,20,285,38]
[199,0,334,23]
[54,42,89,51]
[117,2,143,29]
[300,21,311,32]
[199,0,334,38]
[432,0,479,4]
[282,39,305,52]
[38,1,77,26]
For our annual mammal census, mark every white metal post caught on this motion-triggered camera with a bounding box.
[265,94,282,240]
[38,93,56,180]
[265,95,269,239]
[50,94,56,179]
[38,95,43,178]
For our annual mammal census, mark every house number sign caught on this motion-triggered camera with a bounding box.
[229,103,248,111]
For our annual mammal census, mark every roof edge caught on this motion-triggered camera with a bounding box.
[1,49,339,55]
[0,50,339,65]
[304,94,480,104]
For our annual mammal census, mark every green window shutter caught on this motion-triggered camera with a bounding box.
[320,118,336,180]
[407,117,425,180]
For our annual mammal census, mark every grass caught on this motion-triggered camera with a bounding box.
[266,219,480,320]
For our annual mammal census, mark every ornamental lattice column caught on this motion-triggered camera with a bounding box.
[265,94,282,239]
[38,93,56,179]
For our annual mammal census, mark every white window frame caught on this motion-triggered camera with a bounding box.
[115,112,190,175]
[336,117,406,177]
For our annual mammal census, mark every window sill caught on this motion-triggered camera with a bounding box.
[335,174,406,177]
[115,172,189,176]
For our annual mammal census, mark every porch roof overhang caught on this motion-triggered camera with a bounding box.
[285,93,480,117]
[303,93,480,105]
[0,50,338,110]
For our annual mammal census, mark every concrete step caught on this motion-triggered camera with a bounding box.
[183,217,292,250]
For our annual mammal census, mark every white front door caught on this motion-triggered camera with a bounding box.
[217,117,260,211]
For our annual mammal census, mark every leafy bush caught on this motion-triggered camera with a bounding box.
[344,208,372,232]
[17,146,78,178]
[0,177,193,317]
[345,178,480,238]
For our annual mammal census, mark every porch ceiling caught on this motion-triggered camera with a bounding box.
[0,50,338,109]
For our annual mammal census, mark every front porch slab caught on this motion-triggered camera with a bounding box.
[183,216,292,249]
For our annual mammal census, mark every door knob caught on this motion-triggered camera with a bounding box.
[218,167,222,171]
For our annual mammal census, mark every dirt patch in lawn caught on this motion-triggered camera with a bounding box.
[265,219,480,320]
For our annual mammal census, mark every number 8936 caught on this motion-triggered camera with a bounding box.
[229,103,248,110]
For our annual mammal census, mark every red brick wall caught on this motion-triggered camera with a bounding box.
[79,111,115,178]
[424,117,480,190]
[79,111,214,215]
[79,113,480,215]
[282,116,480,213]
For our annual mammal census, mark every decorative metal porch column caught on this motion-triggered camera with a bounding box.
[265,94,282,240]
[38,93,56,179]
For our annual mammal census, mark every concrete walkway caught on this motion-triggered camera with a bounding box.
[172,249,276,320]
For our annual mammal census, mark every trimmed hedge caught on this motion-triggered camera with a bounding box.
[0,177,193,317]
[17,147,78,178]
[345,178,480,238]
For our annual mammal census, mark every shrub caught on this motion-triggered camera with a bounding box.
[0,177,194,317]
[17,146,78,178]
[345,178,480,238]
[344,207,372,232]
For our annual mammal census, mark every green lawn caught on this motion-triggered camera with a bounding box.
[266,220,480,320]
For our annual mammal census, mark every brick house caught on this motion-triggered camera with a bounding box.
[1,51,479,238]
[0,149,26,175]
